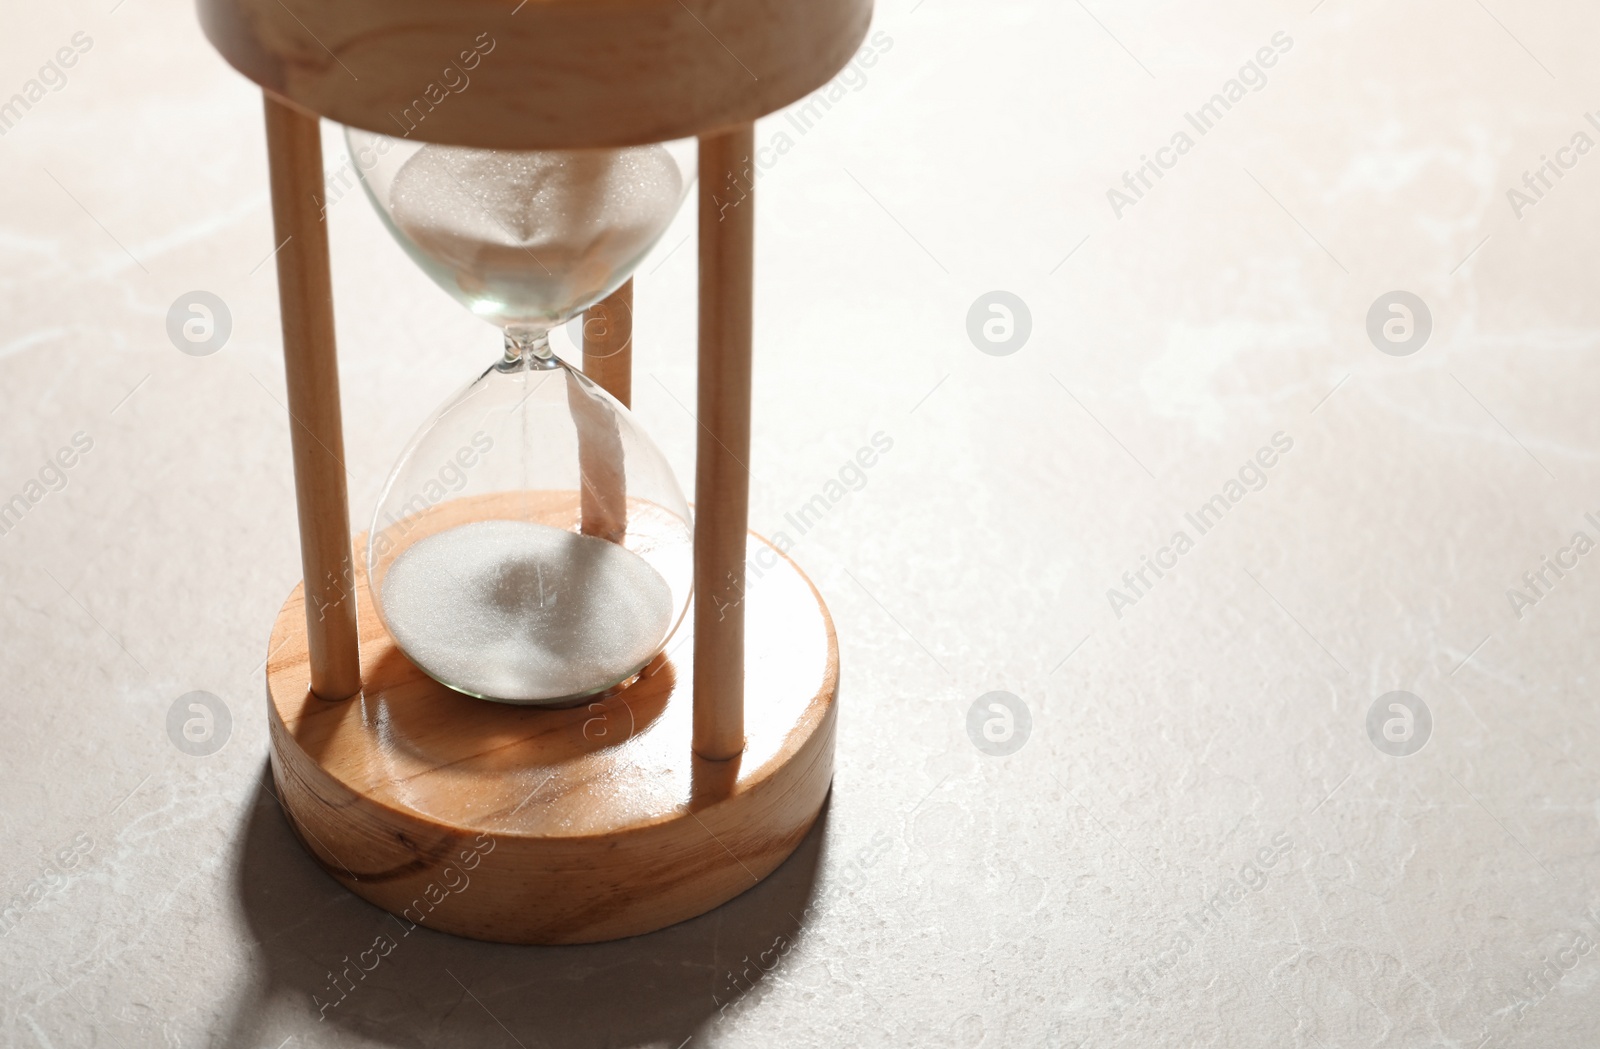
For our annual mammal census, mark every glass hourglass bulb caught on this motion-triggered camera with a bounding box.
[349,128,696,705]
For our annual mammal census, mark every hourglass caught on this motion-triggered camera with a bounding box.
[352,131,698,706]
[202,0,871,943]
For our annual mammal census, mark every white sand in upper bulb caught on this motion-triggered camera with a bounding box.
[379,519,673,704]
[389,144,682,317]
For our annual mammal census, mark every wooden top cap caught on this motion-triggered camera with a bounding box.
[200,0,874,148]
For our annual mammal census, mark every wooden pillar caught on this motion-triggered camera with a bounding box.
[573,278,632,542]
[583,279,633,407]
[693,125,755,761]
[263,92,362,700]
[572,280,633,542]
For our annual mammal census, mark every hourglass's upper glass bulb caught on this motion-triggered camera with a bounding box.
[346,129,698,705]
[347,129,695,331]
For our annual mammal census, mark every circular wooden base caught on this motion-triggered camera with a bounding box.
[265,525,836,945]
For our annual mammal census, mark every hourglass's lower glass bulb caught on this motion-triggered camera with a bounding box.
[366,349,692,705]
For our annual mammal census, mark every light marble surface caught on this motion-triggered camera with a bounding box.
[4,0,1600,1045]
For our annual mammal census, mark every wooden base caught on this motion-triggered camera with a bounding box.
[265,516,837,945]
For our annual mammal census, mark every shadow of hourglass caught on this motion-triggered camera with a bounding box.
[219,762,829,1049]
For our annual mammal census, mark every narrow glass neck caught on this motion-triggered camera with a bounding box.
[501,325,558,371]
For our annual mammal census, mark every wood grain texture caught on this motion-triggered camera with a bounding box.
[201,0,873,149]
[576,281,632,542]
[266,493,837,944]
[263,93,362,700]
[692,126,756,761]
[566,366,627,544]
[582,278,632,408]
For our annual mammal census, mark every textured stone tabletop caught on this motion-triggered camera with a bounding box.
[3,0,1600,1046]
